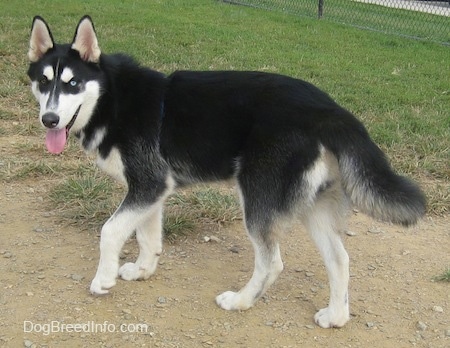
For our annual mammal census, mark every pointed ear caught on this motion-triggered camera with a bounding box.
[28,16,54,62]
[71,15,101,63]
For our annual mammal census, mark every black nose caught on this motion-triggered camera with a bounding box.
[42,112,60,128]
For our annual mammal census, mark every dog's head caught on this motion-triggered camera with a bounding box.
[27,16,103,154]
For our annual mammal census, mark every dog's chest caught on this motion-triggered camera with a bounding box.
[96,147,127,184]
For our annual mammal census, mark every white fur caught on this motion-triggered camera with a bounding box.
[43,66,54,81]
[216,240,283,310]
[68,80,101,132]
[303,192,350,328]
[118,203,164,281]
[303,145,329,204]
[96,147,126,184]
[61,67,74,83]
[32,74,100,131]
[216,183,284,311]
[82,127,106,153]
[90,175,175,295]
[90,206,148,295]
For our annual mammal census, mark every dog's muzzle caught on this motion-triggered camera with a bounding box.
[41,105,81,130]
[42,112,60,128]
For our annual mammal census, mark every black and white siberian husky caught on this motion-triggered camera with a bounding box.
[27,16,426,328]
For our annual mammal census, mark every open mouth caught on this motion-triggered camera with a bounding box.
[45,104,82,155]
[66,104,82,133]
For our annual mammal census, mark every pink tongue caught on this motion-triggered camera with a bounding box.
[45,129,67,154]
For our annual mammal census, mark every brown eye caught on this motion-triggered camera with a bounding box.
[39,76,49,85]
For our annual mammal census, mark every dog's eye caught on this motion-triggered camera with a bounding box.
[69,79,78,87]
[39,76,48,85]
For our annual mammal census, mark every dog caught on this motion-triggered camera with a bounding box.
[27,15,426,328]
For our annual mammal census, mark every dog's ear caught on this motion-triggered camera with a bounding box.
[72,15,101,63]
[28,16,54,62]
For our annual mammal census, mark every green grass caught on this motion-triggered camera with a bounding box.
[48,175,239,240]
[168,188,241,224]
[433,268,450,282]
[162,187,241,242]
[48,174,122,229]
[229,0,449,44]
[0,0,448,224]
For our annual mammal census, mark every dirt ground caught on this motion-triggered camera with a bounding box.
[0,160,449,348]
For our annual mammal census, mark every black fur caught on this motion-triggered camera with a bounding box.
[28,16,426,326]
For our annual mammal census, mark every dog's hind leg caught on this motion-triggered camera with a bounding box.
[303,191,350,328]
[118,201,164,281]
[216,181,284,311]
[216,228,283,311]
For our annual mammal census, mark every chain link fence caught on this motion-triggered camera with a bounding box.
[222,0,449,45]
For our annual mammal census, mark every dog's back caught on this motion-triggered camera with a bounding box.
[28,16,426,329]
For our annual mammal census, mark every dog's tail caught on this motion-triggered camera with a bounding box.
[320,110,426,226]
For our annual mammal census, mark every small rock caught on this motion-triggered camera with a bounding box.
[305,272,315,277]
[26,292,34,297]
[229,246,239,254]
[203,236,211,242]
[71,274,84,282]
[366,322,375,328]
[37,275,45,280]
[33,227,44,233]
[122,308,131,315]
[432,305,443,313]
[3,252,12,259]
[445,329,450,337]
[368,227,384,234]
[24,340,33,348]
[157,296,166,304]
[305,325,315,329]
[209,235,221,243]
[345,230,357,236]
[416,321,427,331]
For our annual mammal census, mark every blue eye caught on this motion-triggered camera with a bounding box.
[69,79,77,87]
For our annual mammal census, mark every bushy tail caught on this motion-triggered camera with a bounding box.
[321,112,426,226]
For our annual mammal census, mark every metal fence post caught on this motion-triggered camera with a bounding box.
[220,0,448,45]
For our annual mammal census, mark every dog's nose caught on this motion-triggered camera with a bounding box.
[42,112,60,128]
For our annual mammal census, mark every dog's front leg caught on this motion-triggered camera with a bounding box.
[118,200,164,281]
[90,204,151,295]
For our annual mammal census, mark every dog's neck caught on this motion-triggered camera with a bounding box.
[77,126,107,154]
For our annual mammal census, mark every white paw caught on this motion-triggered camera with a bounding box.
[215,291,253,311]
[119,262,152,281]
[89,276,116,296]
[314,307,349,328]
